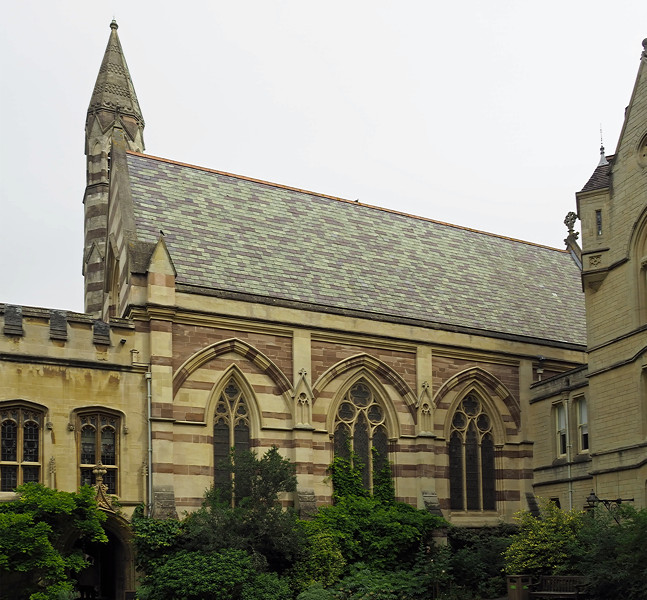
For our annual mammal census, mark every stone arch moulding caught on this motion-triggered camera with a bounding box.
[433,367,519,438]
[312,353,417,418]
[68,405,128,433]
[172,338,293,399]
[204,363,269,433]
[0,398,49,414]
[324,368,401,439]
[628,205,647,323]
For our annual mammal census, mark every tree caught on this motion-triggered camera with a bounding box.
[0,483,107,600]
[182,446,305,573]
[504,500,584,577]
[133,447,304,599]
[574,505,647,600]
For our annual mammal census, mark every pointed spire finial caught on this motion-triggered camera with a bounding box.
[598,126,609,166]
[110,19,118,30]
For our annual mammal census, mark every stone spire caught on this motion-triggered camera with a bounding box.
[86,20,145,154]
[83,21,145,317]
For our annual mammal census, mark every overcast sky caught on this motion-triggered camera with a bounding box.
[0,1,645,312]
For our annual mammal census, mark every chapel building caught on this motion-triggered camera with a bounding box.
[0,22,645,600]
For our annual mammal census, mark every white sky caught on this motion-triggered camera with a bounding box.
[0,1,645,313]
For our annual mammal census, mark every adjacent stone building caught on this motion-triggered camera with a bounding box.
[0,21,645,600]
[531,38,647,511]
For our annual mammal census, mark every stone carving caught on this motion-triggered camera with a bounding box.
[92,463,116,512]
[421,490,443,517]
[564,211,579,238]
[152,487,178,519]
[296,488,317,520]
[293,369,314,427]
[589,255,602,267]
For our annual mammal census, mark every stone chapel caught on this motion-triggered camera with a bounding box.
[0,22,645,599]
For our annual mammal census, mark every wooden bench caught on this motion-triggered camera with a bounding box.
[529,575,587,599]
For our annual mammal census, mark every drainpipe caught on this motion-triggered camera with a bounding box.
[146,370,153,516]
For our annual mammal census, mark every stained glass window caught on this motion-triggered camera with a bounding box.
[332,381,390,493]
[448,394,496,512]
[213,379,250,501]
[78,412,119,494]
[0,406,42,491]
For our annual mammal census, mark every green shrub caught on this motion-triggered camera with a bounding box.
[297,584,337,600]
[289,523,346,591]
[448,524,515,598]
[574,505,647,600]
[0,483,106,600]
[312,495,445,571]
[136,548,253,600]
[241,571,291,600]
[504,500,583,577]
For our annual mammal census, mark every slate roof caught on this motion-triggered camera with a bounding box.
[126,152,586,346]
[580,157,612,193]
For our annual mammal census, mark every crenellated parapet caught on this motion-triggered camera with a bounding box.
[0,304,148,369]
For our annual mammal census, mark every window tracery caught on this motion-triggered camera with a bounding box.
[449,394,496,511]
[333,381,389,492]
[0,405,42,491]
[78,411,119,494]
[213,379,250,490]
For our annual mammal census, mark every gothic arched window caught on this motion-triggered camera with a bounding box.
[0,405,42,491]
[213,379,250,489]
[78,411,119,494]
[333,381,389,492]
[449,394,496,511]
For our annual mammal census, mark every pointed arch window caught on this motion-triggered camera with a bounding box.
[333,381,389,492]
[78,412,119,494]
[213,379,250,489]
[449,394,496,511]
[0,405,42,491]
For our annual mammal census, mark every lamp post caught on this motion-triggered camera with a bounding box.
[585,490,633,523]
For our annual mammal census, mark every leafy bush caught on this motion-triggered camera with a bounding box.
[136,548,253,600]
[297,584,337,600]
[241,571,291,600]
[504,500,583,577]
[289,523,346,592]
[0,483,106,600]
[182,448,305,574]
[448,524,515,598]
[574,505,647,600]
[312,495,445,571]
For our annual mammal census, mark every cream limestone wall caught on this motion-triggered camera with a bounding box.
[574,46,647,509]
[0,307,149,518]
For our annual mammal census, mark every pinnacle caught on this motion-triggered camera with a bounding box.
[87,20,143,124]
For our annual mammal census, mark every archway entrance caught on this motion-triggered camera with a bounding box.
[74,514,134,600]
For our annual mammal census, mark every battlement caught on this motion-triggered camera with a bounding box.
[0,304,146,368]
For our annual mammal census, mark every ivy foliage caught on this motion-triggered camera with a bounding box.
[328,448,394,504]
[0,483,107,600]
[311,495,444,571]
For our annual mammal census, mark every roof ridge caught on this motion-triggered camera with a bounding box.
[126,150,567,253]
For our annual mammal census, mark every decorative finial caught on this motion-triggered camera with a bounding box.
[110,20,119,30]
[564,211,579,236]
[598,125,609,167]
[642,38,647,59]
